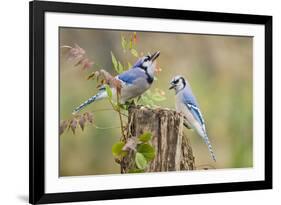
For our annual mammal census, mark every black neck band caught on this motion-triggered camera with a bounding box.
[140,65,154,84]
[146,72,154,84]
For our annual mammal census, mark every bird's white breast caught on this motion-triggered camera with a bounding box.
[175,95,204,137]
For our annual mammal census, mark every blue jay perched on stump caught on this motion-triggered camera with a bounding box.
[169,75,216,161]
[73,51,160,114]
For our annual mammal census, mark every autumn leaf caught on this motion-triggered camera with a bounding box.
[87,71,99,80]
[84,112,94,124]
[59,120,68,136]
[99,69,122,96]
[81,58,94,70]
[75,58,94,70]
[62,43,86,61]
[122,137,138,151]
[87,70,119,89]
[78,115,86,131]
[74,58,84,67]
[69,119,78,134]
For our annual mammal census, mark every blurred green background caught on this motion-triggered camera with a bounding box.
[59,28,253,176]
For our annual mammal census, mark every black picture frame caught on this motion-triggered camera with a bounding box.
[29,0,272,204]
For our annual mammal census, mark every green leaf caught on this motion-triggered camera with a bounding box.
[129,38,133,49]
[135,152,147,170]
[128,168,144,173]
[118,103,129,111]
[130,49,138,57]
[112,142,127,157]
[140,95,155,107]
[145,90,152,95]
[111,51,118,72]
[151,94,166,102]
[111,101,119,110]
[127,62,132,69]
[121,36,127,50]
[137,143,155,161]
[138,132,152,142]
[105,84,112,98]
[118,61,124,73]
[137,89,166,107]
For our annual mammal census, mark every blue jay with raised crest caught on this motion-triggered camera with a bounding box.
[73,51,160,114]
[169,75,216,161]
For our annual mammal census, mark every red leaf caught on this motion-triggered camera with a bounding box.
[81,58,94,70]
[63,43,86,61]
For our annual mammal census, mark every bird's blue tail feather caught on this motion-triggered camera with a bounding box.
[72,90,106,114]
[203,134,216,162]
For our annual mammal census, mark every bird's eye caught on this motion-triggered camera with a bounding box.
[174,79,179,83]
[144,56,150,62]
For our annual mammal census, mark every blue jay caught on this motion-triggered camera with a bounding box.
[169,75,216,161]
[73,51,160,114]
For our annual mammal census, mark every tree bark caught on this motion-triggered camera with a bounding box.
[121,106,195,173]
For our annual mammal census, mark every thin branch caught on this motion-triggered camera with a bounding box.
[91,108,116,112]
[90,108,128,117]
[60,45,73,49]
[92,122,121,130]
[107,92,126,141]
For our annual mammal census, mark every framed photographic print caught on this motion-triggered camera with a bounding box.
[29,0,272,204]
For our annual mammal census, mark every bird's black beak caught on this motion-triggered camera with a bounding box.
[150,51,160,62]
[169,83,176,90]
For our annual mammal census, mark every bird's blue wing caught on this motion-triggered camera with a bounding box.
[180,85,216,161]
[117,68,145,85]
[181,87,199,107]
[186,103,205,126]
[181,88,205,126]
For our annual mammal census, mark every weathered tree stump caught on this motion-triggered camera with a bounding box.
[121,106,195,173]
